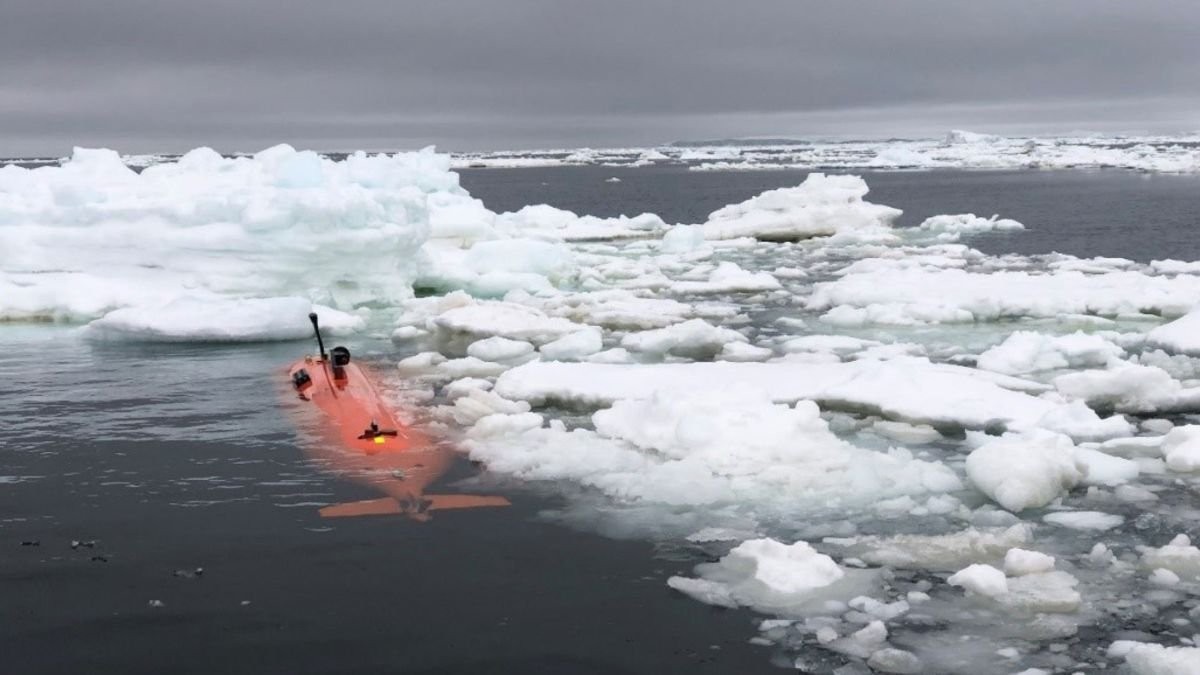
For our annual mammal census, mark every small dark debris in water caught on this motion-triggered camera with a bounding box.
[71,540,97,550]
[173,567,204,579]
[90,555,108,563]
[20,540,40,547]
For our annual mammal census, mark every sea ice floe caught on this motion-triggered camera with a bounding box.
[909,214,1025,243]
[416,237,576,296]
[1159,425,1200,471]
[1041,511,1125,531]
[667,538,871,615]
[975,330,1124,375]
[1054,363,1200,415]
[1145,304,1200,356]
[948,563,1008,597]
[810,268,1200,325]
[81,296,364,342]
[824,525,1033,571]
[619,318,747,359]
[965,431,1082,512]
[450,132,1200,174]
[1140,535,1200,580]
[1003,548,1056,577]
[1109,641,1200,674]
[537,328,603,361]
[465,336,536,363]
[428,300,586,348]
[464,386,959,513]
[1,145,447,322]
[701,173,901,242]
[493,359,1127,437]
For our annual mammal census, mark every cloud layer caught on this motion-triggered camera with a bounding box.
[1,0,1197,154]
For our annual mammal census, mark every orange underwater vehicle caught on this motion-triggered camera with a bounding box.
[285,313,509,520]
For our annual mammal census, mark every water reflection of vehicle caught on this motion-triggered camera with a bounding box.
[284,313,509,521]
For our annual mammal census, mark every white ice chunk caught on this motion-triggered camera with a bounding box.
[620,318,747,359]
[466,336,536,362]
[494,359,1072,433]
[467,385,959,512]
[871,420,943,445]
[1160,426,1200,471]
[975,330,1123,375]
[998,571,1081,613]
[431,300,586,345]
[1042,511,1125,531]
[1,145,448,321]
[1112,641,1200,674]
[447,388,532,426]
[667,538,848,612]
[1004,549,1055,577]
[911,213,1024,242]
[442,377,492,400]
[810,268,1200,325]
[702,173,901,242]
[1054,363,1200,415]
[538,328,603,361]
[829,620,889,659]
[1072,446,1139,485]
[1151,568,1182,586]
[1147,304,1200,355]
[660,225,707,253]
[82,296,363,342]
[669,261,781,294]
[947,564,1008,597]
[717,341,774,362]
[1141,534,1200,580]
[965,431,1082,512]
[826,524,1032,571]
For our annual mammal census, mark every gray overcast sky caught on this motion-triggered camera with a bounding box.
[1,0,1197,156]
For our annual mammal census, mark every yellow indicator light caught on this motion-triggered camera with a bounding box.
[374,436,385,444]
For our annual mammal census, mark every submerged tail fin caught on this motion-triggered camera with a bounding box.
[422,494,511,511]
[320,498,402,518]
[318,494,510,519]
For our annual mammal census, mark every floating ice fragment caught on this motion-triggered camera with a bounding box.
[667,538,859,614]
[538,328,603,361]
[466,336,536,362]
[1110,641,1200,674]
[1147,304,1200,356]
[975,330,1123,375]
[620,318,747,359]
[1042,511,1125,531]
[947,564,1008,597]
[1004,548,1056,577]
[965,431,1082,512]
[866,647,922,674]
[1160,426,1200,471]
[82,296,363,342]
[1141,535,1200,580]
[702,173,901,242]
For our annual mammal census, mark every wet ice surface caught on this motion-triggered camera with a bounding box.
[6,156,1200,673]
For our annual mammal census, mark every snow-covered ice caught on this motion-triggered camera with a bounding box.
[965,431,1082,512]
[701,173,901,242]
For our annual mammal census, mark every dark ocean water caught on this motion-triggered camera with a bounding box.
[2,167,1200,674]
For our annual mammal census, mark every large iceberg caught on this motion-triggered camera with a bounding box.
[0,145,451,327]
